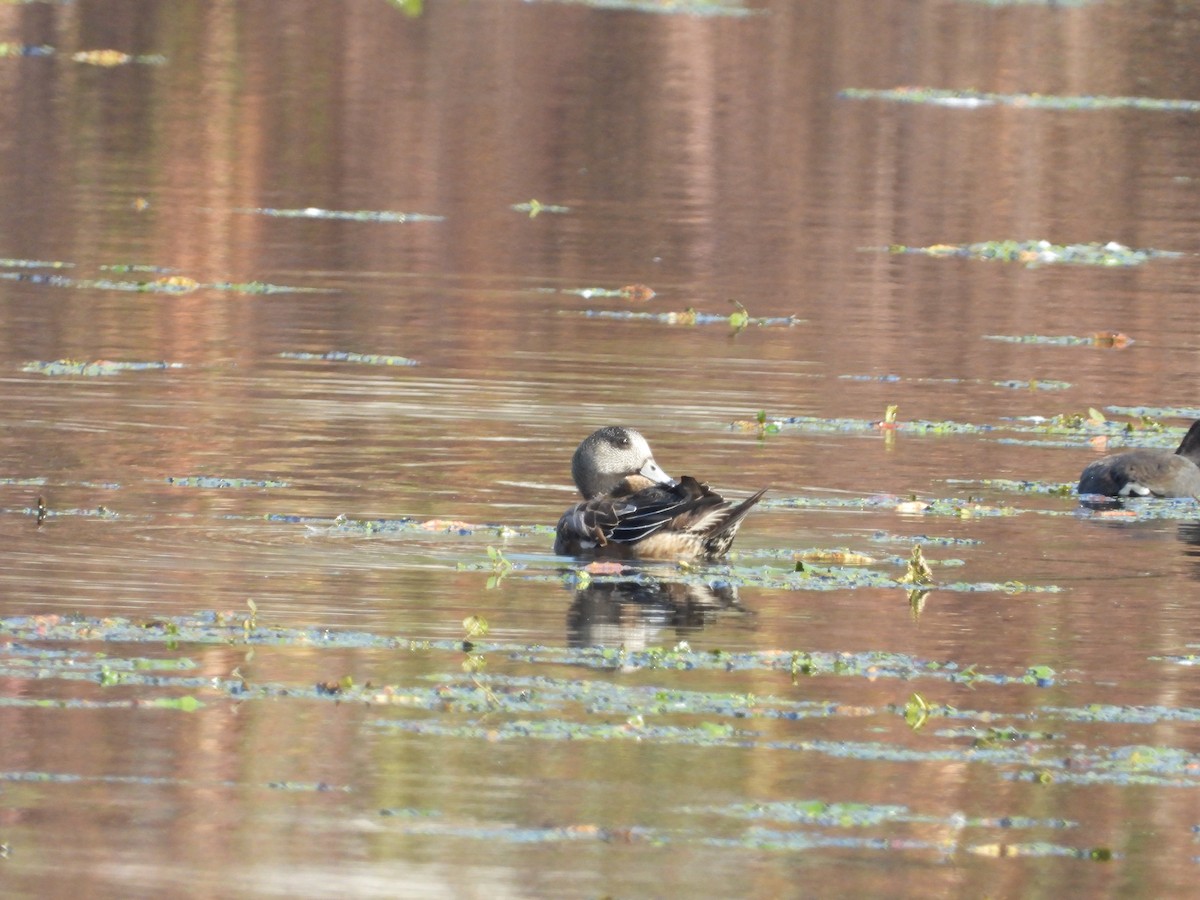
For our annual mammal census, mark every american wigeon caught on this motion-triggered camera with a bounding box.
[1077,420,1200,498]
[553,426,767,560]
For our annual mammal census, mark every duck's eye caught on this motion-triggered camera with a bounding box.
[613,435,631,448]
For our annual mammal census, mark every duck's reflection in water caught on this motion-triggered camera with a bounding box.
[1174,522,1200,576]
[565,576,751,648]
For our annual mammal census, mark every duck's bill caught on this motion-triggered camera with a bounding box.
[640,459,676,487]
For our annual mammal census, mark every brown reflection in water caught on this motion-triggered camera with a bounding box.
[565,575,750,647]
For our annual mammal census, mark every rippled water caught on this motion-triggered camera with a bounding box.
[3,1,1200,896]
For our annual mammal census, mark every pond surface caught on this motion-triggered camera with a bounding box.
[3,0,1200,896]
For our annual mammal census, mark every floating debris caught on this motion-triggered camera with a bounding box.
[278,350,419,367]
[512,199,569,217]
[522,0,761,15]
[841,86,1200,113]
[574,308,801,327]
[0,43,53,58]
[2,269,328,296]
[166,476,289,489]
[72,49,166,66]
[233,206,444,223]
[22,359,183,377]
[0,257,73,269]
[983,332,1132,347]
[839,373,1071,391]
[887,240,1177,268]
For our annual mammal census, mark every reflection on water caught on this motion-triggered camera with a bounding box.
[3,0,1200,896]
[565,575,749,648]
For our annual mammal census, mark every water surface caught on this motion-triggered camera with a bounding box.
[3,0,1200,897]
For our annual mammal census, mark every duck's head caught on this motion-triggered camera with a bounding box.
[571,426,676,498]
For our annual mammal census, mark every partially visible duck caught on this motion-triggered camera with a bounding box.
[553,426,767,560]
[1077,420,1200,498]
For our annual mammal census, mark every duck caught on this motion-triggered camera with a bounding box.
[1077,419,1200,498]
[553,426,767,560]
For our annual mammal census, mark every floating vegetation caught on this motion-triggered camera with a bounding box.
[166,476,289,489]
[753,412,1194,447]
[22,359,183,377]
[0,258,70,270]
[384,0,424,14]
[0,43,53,57]
[840,86,1200,113]
[72,49,167,66]
[900,546,934,586]
[512,199,570,217]
[984,332,1132,347]
[992,379,1072,391]
[1105,405,1200,421]
[958,0,1097,5]
[522,0,761,16]
[278,350,419,367]
[0,612,1057,686]
[100,263,181,275]
[574,308,802,327]
[887,239,1177,268]
[1,269,327,296]
[298,512,537,540]
[838,373,1071,391]
[560,283,656,301]
[233,206,444,223]
[730,409,783,437]
[953,478,1075,496]
[765,492,1069,523]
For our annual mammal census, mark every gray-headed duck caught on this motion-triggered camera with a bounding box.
[1078,420,1200,498]
[554,426,767,560]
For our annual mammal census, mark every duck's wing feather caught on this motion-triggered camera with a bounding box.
[555,496,635,551]
[556,477,723,549]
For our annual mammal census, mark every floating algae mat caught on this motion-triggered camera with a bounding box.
[840,86,1200,113]
[278,350,420,367]
[233,206,444,223]
[22,359,184,376]
[885,239,1179,268]
[573,308,801,327]
[4,609,1196,799]
[521,0,761,16]
[1,268,327,296]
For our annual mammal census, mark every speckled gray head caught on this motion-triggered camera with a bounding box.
[570,426,675,499]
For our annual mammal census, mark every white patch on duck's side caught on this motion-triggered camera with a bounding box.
[1119,481,1152,497]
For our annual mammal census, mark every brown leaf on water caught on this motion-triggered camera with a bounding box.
[796,549,876,566]
[619,284,655,302]
[418,519,475,532]
[1092,331,1130,348]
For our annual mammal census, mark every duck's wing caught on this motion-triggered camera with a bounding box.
[555,479,715,551]
[554,497,627,551]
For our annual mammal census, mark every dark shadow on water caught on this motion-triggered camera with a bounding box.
[1080,496,1200,579]
[565,576,751,648]
[1173,522,1200,579]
